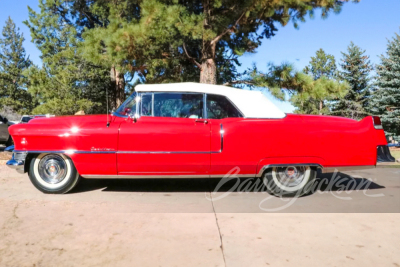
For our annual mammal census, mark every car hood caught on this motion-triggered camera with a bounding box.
[26,115,109,125]
[8,114,110,136]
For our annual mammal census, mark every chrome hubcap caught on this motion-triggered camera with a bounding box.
[275,166,306,187]
[38,155,67,184]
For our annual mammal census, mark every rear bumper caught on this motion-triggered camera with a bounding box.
[377,145,395,163]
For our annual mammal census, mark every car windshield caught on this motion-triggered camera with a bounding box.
[115,92,137,116]
[21,117,32,123]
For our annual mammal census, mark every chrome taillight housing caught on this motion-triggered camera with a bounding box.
[372,116,383,130]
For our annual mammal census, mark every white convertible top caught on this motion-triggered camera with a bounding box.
[135,82,286,119]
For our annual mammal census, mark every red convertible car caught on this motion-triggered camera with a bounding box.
[6,83,395,196]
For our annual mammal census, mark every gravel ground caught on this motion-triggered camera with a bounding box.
[0,165,399,266]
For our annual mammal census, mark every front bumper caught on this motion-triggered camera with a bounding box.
[5,146,27,174]
[377,145,396,163]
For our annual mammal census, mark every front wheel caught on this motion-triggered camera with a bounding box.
[263,166,317,197]
[29,153,80,194]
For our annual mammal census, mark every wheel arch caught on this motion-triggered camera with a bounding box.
[256,157,325,177]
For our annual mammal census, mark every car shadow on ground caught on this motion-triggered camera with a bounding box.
[315,172,385,191]
[70,172,385,196]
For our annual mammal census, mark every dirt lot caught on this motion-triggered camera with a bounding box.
[0,164,399,266]
[0,152,11,161]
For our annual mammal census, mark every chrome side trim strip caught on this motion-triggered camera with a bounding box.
[209,174,255,178]
[210,124,223,154]
[83,174,210,179]
[13,150,116,154]
[117,151,210,154]
[256,163,377,176]
[13,149,224,155]
[203,93,207,119]
[220,124,224,152]
[82,174,256,179]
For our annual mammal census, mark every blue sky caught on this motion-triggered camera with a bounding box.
[1,0,400,112]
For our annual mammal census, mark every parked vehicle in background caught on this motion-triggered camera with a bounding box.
[388,143,400,148]
[19,115,47,124]
[0,115,13,146]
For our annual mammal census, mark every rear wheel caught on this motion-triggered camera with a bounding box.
[263,166,316,197]
[29,153,80,194]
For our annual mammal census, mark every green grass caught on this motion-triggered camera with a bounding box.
[391,150,400,160]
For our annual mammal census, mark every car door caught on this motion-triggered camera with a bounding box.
[205,94,257,176]
[117,92,211,176]
[0,116,9,142]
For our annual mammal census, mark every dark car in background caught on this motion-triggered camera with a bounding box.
[0,115,13,146]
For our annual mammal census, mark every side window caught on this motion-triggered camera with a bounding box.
[206,94,242,119]
[154,93,203,119]
[140,94,153,116]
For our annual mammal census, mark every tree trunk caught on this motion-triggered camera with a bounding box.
[110,65,125,108]
[319,100,323,115]
[200,58,217,84]
[199,1,217,85]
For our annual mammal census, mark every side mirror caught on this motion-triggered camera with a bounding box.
[127,113,138,123]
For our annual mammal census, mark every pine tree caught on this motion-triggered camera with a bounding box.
[301,48,339,114]
[370,33,400,141]
[247,62,348,114]
[81,0,359,87]
[331,42,373,120]
[0,17,34,114]
[247,50,348,115]
[24,1,112,115]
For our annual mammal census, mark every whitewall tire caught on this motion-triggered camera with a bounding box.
[29,153,80,194]
[263,166,317,197]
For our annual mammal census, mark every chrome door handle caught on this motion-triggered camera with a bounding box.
[195,119,208,124]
